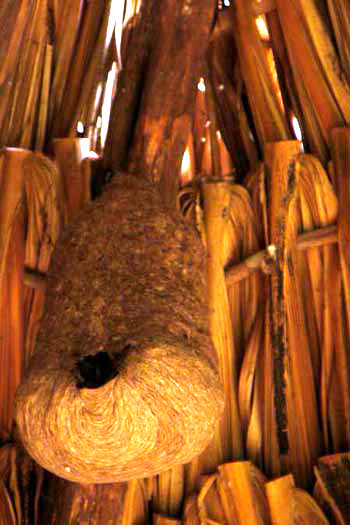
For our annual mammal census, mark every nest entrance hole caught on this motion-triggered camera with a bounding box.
[76,351,124,389]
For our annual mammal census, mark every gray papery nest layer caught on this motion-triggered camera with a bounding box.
[15,174,224,483]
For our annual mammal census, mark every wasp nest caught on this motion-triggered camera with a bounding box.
[15,174,224,483]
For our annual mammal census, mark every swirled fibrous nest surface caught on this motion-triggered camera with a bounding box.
[15,174,224,483]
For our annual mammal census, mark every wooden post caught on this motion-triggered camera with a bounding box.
[0,149,29,434]
[53,138,92,221]
[266,141,321,487]
[106,0,217,209]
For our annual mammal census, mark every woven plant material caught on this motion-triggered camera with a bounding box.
[15,173,223,484]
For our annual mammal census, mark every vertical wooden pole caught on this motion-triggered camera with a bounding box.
[0,149,30,434]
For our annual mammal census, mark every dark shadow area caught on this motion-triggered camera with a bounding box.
[76,351,124,389]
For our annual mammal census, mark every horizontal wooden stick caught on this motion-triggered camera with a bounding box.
[225,224,338,286]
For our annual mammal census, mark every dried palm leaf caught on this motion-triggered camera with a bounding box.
[290,488,330,524]
[0,479,16,525]
[233,0,290,149]
[121,479,150,525]
[326,0,350,84]
[5,0,48,149]
[183,493,201,525]
[197,474,227,524]
[22,153,64,362]
[314,453,350,525]
[267,473,329,524]
[152,465,184,519]
[0,0,34,147]
[206,13,258,177]
[52,0,107,138]
[274,0,350,163]
[48,0,83,134]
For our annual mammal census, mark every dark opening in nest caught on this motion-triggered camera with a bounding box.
[76,351,125,389]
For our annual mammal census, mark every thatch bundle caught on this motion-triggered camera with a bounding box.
[15,174,224,483]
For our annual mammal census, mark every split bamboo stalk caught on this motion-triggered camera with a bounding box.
[0,479,16,525]
[326,0,350,85]
[331,128,350,335]
[19,44,46,149]
[121,479,150,525]
[267,473,329,524]
[263,141,301,478]
[186,179,244,493]
[265,10,305,142]
[152,465,184,519]
[329,128,350,449]
[218,461,270,524]
[183,493,200,525]
[202,180,243,462]
[0,0,33,147]
[4,0,48,149]
[48,0,83,134]
[35,44,53,151]
[53,138,91,221]
[266,141,322,487]
[274,0,350,164]
[232,0,290,149]
[266,474,295,524]
[0,149,30,434]
[207,18,258,178]
[197,474,227,524]
[55,0,107,138]
[68,0,117,140]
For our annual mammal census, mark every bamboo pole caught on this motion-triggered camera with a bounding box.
[0,149,30,434]
[264,140,302,478]
[53,138,91,221]
[265,141,322,487]
[266,474,295,524]
[330,128,350,448]
[202,180,243,462]
[218,462,269,525]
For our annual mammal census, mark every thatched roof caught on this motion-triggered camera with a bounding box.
[1,0,350,522]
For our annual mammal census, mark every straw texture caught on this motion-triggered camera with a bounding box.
[15,173,223,483]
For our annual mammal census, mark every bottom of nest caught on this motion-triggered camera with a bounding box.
[15,341,224,483]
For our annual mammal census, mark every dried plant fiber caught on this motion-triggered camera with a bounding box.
[15,174,224,484]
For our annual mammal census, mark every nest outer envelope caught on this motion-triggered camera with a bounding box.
[15,174,224,484]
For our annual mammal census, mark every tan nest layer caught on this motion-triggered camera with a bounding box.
[15,174,224,483]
